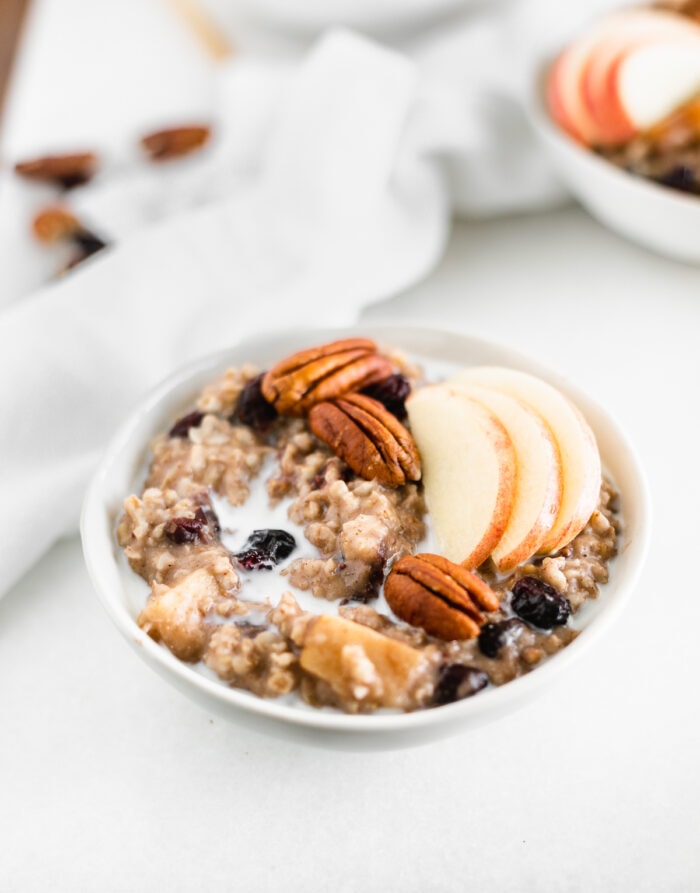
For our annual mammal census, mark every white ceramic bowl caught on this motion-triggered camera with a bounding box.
[238,0,473,34]
[529,75,700,265]
[81,325,651,750]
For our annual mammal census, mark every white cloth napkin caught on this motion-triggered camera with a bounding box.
[0,0,628,597]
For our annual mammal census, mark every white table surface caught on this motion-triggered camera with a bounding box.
[1,2,699,892]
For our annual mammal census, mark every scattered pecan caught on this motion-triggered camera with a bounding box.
[261,338,393,416]
[32,205,107,270]
[14,152,98,189]
[32,206,81,243]
[140,125,212,161]
[654,0,700,21]
[384,553,500,641]
[309,393,421,488]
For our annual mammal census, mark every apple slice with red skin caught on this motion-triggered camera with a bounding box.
[547,8,700,146]
[446,382,563,573]
[545,10,651,143]
[580,10,700,144]
[406,385,516,570]
[598,36,700,143]
[546,25,610,144]
[450,367,601,556]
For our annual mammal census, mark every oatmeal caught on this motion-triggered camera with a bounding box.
[117,337,620,714]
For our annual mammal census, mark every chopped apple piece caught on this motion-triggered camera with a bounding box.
[138,568,220,662]
[299,614,429,709]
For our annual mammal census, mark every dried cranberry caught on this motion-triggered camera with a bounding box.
[350,555,385,603]
[233,374,277,434]
[310,472,326,491]
[169,410,204,438]
[164,508,213,544]
[235,621,269,638]
[361,374,411,421]
[340,465,355,484]
[657,165,697,195]
[478,618,523,658]
[434,664,488,706]
[200,503,221,535]
[511,576,572,630]
[62,173,92,190]
[234,529,296,570]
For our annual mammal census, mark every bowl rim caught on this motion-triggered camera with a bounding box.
[241,0,476,33]
[81,323,652,738]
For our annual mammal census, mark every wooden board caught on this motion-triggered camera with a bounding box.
[0,0,31,121]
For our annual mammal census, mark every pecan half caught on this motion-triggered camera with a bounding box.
[140,125,212,161]
[384,553,500,641]
[14,152,98,189]
[261,338,392,416]
[32,205,108,271]
[309,393,421,488]
[32,205,81,243]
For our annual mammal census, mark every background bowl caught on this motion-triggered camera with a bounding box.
[81,325,651,750]
[529,76,700,265]
[237,0,474,34]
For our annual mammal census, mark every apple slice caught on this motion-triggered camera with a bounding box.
[547,28,607,144]
[581,10,700,144]
[406,385,516,569]
[449,367,601,555]
[547,8,700,146]
[545,10,646,143]
[447,382,563,572]
[608,37,700,136]
[300,614,428,709]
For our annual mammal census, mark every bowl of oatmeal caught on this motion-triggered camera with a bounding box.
[81,326,651,749]
[531,2,700,263]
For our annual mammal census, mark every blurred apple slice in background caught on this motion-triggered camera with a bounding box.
[580,10,700,144]
[406,385,516,569]
[605,37,700,138]
[547,8,700,146]
[447,382,562,572]
[546,22,609,144]
[450,367,601,555]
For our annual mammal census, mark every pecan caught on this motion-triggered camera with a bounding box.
[384,553,500,641]
[32,206,81,243]
[309,393,421,488]
[261,338,393,416]
[32,205,107,269]
[14,152,98,189]
[140,125,212,161]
